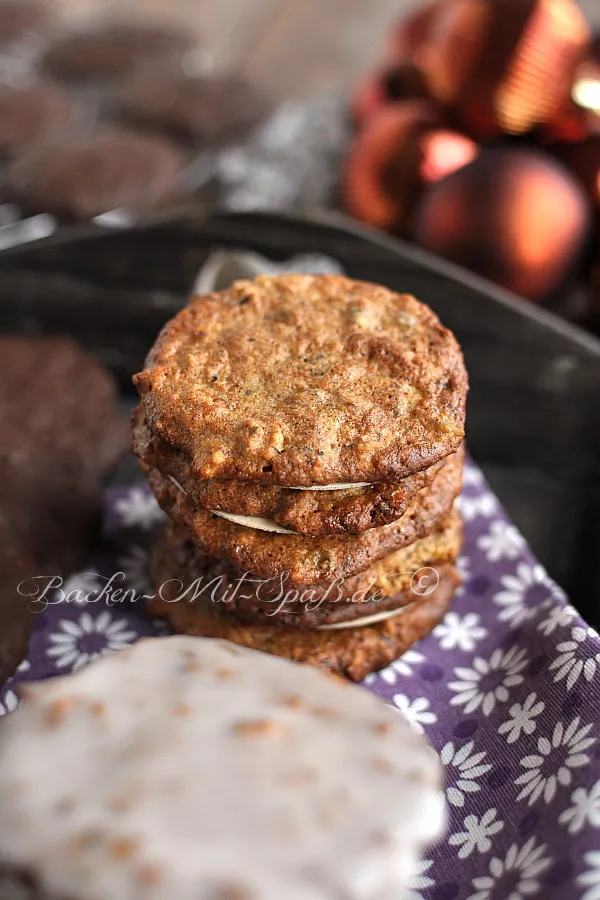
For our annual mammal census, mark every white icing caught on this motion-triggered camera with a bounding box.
[288,482,372,491]
[212,510,295,534]
[167,474,187,494]
[0,637,445,900]
[316,602,416,631]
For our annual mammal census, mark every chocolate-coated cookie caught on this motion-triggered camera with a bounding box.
[41,21,196,82]
[0,82,74,155]
[0,0,53,43]
[0,337,128,681]
[120,73,270,145]
[7,129,183,220]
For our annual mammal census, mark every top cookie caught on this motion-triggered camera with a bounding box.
[135,274,467,485]
[0,636,444,899]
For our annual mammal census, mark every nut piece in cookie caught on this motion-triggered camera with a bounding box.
[0,83,73,155]
[0,636,445,897]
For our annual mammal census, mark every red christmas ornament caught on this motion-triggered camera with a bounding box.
[344,102,477,235]
[413,148,591,301]
[542,35,600,143]
[385,1,442,62]
[418,0,590,139]
[351,62,430,131]
[554,136,600,207]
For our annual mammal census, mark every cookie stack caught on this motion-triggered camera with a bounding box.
[133,274,468,680]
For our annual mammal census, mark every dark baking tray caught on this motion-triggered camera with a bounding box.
[1,209,600,624]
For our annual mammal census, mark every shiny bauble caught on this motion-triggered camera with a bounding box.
[344,102,478,235]
[413,147,592,300]
[418,0,590,139]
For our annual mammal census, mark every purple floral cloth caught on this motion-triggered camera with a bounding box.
[3,458,600,899]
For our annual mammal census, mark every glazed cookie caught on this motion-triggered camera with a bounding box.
[146,446,464,584]
[148,509,462,629]
[134,274,468,485]
[133,404,443,536]
[0,636,445,896]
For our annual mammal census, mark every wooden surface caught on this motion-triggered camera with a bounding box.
[53,0,600,99]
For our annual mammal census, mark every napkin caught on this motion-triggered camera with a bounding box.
[4,253,600,899]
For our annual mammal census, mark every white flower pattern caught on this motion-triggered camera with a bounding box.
[441,740,492,807]
[462,464,485,488]
[493,563,554,627]
[580,851,600,900]
[537,603,577,636]
[459,493,498,522]
[434,611,488,652]
[448,646,528,716]
[7,450,600,899]
[119,544,152,594]
[0,690,18,716]
[549,626,600,691]
[46,612,137,670]
[114,487,164,529]
[448,808,504,859]
[466,836,551,900]
[456,554,472,583]
[559,779,600,835]
[59,570,101,604]
[405,859,435,900]
[364,649,424,685]
[477,521,525,562]
[515,716,596,806]
[498,692,545,744]
[392,695,437,733]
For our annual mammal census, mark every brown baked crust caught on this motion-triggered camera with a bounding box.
[149,533,459,681]
[133,404,443,535]
[134,274,468,485]
[147,446,464,584]
[150,510,462,629]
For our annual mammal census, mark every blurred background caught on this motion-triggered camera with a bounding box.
[50,0,599,98]
[2,0,600,326]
